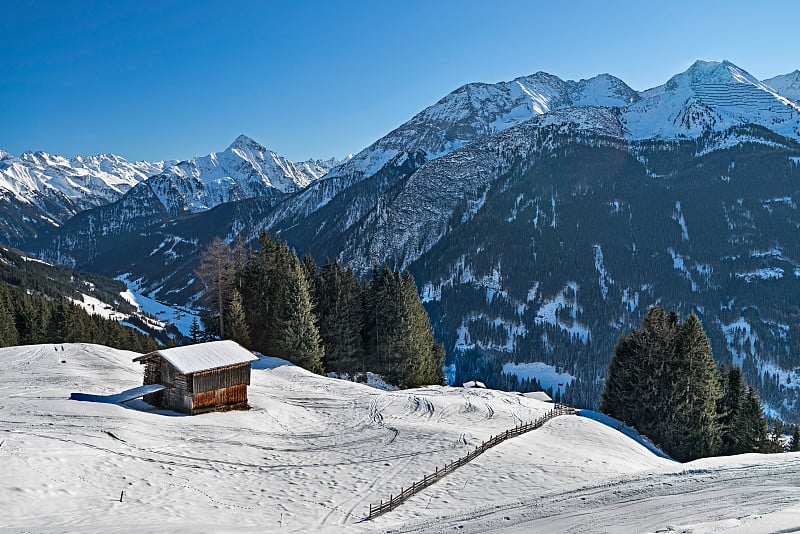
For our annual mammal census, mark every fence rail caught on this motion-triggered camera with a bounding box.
[367,402,575,520]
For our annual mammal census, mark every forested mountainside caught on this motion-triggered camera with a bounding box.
[0,246,166,349]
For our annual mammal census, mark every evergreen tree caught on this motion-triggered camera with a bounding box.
[362,265,444,388]
[601,306,722,461]
[239,231,282,355]
[719,364,747,455]
[317,258,363,375]
[0,294,18,347]
[226,289,250,347]
[272,252,324,374]
[601,306,680,447]
[362,264,396,375]
[734,387,769,453]
[790,425,800,452]
[669,313,722,460]
[189,316,202,343]
[46,299,70,342]
[300,254,320,304]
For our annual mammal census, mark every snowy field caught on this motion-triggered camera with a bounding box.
[1,344,800,533]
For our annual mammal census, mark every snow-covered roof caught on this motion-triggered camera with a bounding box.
[463,380,486,388]
[134,340,258,375]
[523,391,553,402]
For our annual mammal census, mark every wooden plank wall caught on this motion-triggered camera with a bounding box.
[192,364,251,393]
[192,384,248,412]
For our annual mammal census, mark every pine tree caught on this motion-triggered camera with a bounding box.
[735,387,769,453]
[317,259,363,375]
[0,293,18,347]
[189,316,202,343]
[601,306,722,461]
[362,264,396,375]
[272,252,324,374]
[669,313,722,460]
[719,365,747,455]
[398,271,444,387]
[361,266,444,388]
[601,306,680,446]
[226,289,250,347]
[790,425,800,452]
[238,231,282,355]
[300,254,320,304]
[46,299,70,342]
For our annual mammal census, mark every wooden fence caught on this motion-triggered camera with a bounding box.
[367,403,575,520]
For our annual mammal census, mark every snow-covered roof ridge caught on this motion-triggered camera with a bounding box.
[135,340,258,375]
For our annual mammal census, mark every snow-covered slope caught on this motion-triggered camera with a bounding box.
[294,157,339,180]
[2,343,798,533]
[623,60,800,140]
[764,70,800,104]
[140,135,326,216]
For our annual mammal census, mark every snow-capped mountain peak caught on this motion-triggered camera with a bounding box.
[137,136,326,216]
[226,134,264,152]
[763,70,800,103]
[623,59,800,140]
[323,70,639,189]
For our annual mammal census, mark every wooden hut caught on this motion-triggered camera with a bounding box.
[133,340,258,415]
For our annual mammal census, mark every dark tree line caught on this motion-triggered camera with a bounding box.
[601,305,778,462]
[0,282,158,353]
[198,232,444,388]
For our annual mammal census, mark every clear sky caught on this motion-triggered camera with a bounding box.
[2,0,799,163]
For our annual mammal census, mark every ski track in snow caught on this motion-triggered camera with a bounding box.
[2,343,799,533]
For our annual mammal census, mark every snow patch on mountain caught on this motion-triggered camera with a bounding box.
[722,317,759,366]
[672,201,689,241]
[117,274,198,336]
[668,247,697,291]
[503,361,575,395]
[593,244,612,299]
[736,267,784,282]
[533,282,590,343]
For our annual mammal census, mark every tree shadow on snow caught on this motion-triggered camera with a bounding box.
[251,353,294,370]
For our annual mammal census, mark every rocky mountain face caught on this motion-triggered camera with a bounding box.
[16,60,800,421]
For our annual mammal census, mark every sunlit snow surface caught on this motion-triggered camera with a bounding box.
[3,344,800,533]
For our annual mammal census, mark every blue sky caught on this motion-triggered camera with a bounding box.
[2,0,799,162]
